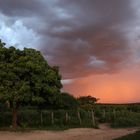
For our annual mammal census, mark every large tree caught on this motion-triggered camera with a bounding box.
[0,40,62,128]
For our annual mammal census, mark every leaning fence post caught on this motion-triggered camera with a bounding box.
[103,109,106,119]
[51,111,54,125]
[65,112,69,124]
[91,110,95,127]
[77,111,82,125]
[113,109,116,120]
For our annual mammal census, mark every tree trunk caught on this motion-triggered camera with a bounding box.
[12,108,17,129]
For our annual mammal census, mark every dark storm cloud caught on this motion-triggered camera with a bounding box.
[0,0,138,79]
[0,0,43,17]
[39,0,135,78]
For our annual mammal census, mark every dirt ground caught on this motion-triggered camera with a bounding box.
[0,124,139,140]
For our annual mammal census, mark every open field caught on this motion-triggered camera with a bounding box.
[0,124,138,140]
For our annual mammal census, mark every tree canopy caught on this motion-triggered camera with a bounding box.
[54,92,79,110]
[77,95,99,109]
[0,40,62,128]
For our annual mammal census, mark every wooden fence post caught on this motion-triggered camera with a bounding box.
[113,109,116,120]
[103,109,106,119]
[65,112,68,124]
[51,111,54,125]
[40,110,43,125]
[91,110,95,127]
[77,111,82,125]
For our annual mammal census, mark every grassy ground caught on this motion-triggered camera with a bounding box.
[114,130,140,140]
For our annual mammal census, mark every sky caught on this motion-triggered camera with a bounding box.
[0,0,140,103]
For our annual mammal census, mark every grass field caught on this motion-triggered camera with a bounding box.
[114,130,140,140]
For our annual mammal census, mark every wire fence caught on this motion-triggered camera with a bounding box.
[0,109,140,128]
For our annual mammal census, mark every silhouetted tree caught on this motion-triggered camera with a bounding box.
[77,95,99,109]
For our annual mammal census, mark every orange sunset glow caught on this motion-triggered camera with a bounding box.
[63,66,140,103]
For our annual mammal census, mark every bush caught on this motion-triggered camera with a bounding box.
[111,111,140,127]
[0,111,12,127]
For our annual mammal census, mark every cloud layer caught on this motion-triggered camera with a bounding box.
[0,0,140,80]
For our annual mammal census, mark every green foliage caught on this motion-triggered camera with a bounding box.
[0,109,98,129]
[78,95,99,109]
[95,105,140,127]
[54,92,79,110]
[0,111,12,127]
[95,103,140,112]
[0,40,62,109]
[111,111,140,127]
[0,40,62,128]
